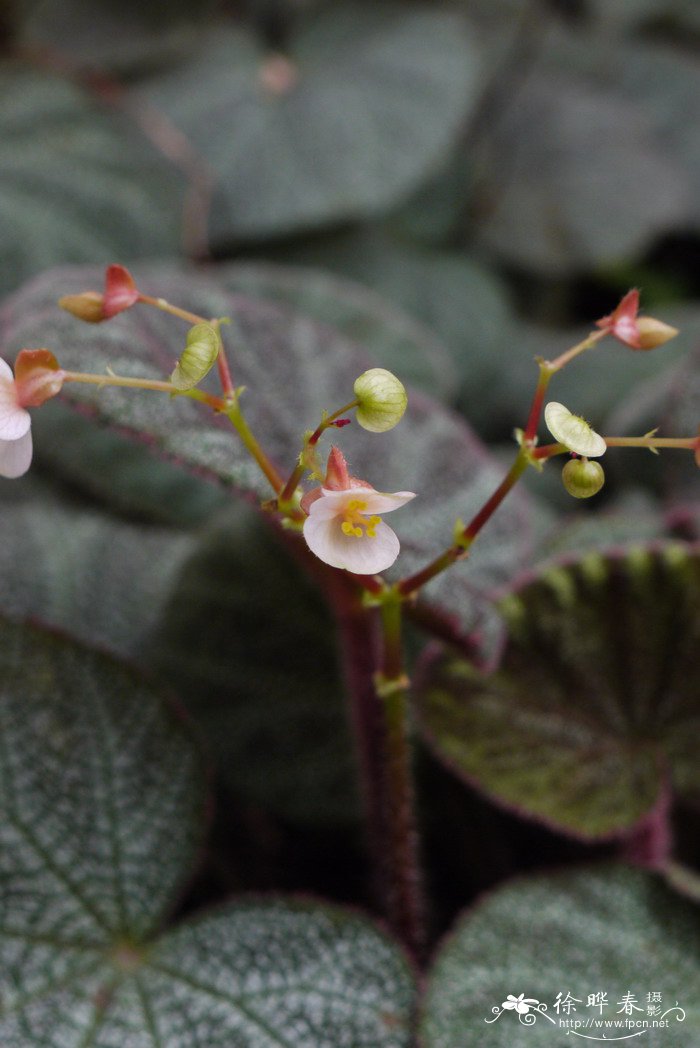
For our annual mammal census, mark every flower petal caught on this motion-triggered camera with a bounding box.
[0,429,33,478]
[303,515,400,573]
[312,486,416,518]
[0,371,30,440]
[544,401,606,458]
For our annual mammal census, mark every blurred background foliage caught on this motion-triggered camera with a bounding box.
[1,0,699,931]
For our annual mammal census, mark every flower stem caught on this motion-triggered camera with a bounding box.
[376,592,425,960]
[224,398,284,495]
[278,399,360,507]
[547,328,607,373]
[523,359,553,442]
[605,436,696,450]
[137,293,207,327]
[62,369,223,409]
[398,450,530,598]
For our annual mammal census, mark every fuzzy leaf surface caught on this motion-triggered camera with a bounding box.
[416,544,700,838]
[422,866,700,1047]
[138,3,481,239]
[0,65,185,297]
[0,483,194,657]
[0,616,415,1046]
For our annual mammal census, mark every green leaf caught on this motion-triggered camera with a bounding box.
[148,503,357,825]
[0,64,186,296]
[421,866,700,1048]
[0,484,194,658]
[217,259,458,400]
[0,616,206,949]
[32,403,229,525]
[271,229,515,408]
[2,263,536,653]
[138,3,481,240]
[472,58,689,274]
[416,544,700,838]
[0,616,416,1045]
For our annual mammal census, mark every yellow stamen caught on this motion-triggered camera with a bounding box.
[341,501,381,539]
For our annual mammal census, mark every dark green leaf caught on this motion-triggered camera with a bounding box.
[270,230,515,407]
[472,60,689,274]
[416,544,700,838]
[138,3,482,239]
[0,617,206,949]
[0,616,416,1045]
[421,866,700,1047]
[217,259,458,400]
[0,64,185,296]
[0,484,194,657]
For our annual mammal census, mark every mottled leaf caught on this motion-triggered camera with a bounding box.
[0,484,194,657]
[422,866,700,1048]
[218,259,457,400]
[0,64,185,296]
[2,264,536,654]
[138,2,482,239]
[416,544,700,838]
[0,616,415,1045]
[271,229,514,408]
[0,616,205,951]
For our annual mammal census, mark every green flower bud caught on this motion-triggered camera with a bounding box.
[353,368,407,433]
[561,458,605,499]
[170,323,219,390]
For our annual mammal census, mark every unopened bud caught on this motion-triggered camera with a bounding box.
[14,348,64,407]
[353,368,407,433]
[561,458,605,499]
[170,323,219,390]
[58,291,106,323]
[634,317,679,350]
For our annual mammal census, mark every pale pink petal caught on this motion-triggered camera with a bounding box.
[0,429,33,478]
[311,486,416,519]
[361,490,416,514]
[0,374,30,440]
[303,515,400,573]
[0,358,14,382]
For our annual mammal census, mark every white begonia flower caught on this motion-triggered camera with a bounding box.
[303,485,415,573]
[544,401,607,458]
[0,358,33,478]
[302,447,415,573]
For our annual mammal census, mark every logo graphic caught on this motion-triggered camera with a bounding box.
[484,990,687,1041]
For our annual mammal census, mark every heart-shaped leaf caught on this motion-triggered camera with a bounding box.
[0,616,416,1045]
[2,263,535,654]
[416,544,700,838]
[0,64,185,297]
[421,865,700,1047]
[137,2,481,240]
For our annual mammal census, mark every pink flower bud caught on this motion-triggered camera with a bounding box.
[102,264,140,318]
